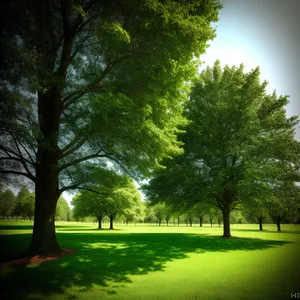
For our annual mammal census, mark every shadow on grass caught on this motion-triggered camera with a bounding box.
[233,228,300,234]
[57,228,122,232]
[0,231,292,299]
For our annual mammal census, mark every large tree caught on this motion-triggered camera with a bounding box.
[0,1,221,255]
[144,61,300,238]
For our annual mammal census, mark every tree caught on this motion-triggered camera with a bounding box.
[72,191,107,229]
[144,204,156,224]
[72,172,141,229]
[22,192,35,221]
[123,198,145,225]
[153,203,167,226]
[193,202,211,227]
[265,181,300,232]
[0,0,221,255]
[14,186,31,220]
[144,61,299,238]
[207,207,219,227]
[0,188,16,220]
[242,198,268,230]
[105,179,142,229]
[56,196,71,221]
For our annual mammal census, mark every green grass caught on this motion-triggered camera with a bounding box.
[0,221,300,300]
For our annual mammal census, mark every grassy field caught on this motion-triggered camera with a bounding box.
[0,221,299,300]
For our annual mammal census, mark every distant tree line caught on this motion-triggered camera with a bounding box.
[0,184,71,222]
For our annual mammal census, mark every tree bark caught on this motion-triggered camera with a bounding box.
[109,215,114,229]
[158,218,161,226]
[210,218,213,227]
[222,203,231,238]
[178,216,180,226]
[97,215,103,229]
[25,87,62,256]
[257,216,263,231]
[166,219,169,226]
[276,218,281,232]
[189,219,192,227]
[199,216,203,227]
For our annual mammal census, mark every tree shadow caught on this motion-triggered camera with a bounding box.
[57,228,122,231]
[233,228,300,234]
[0,232,292,299]
[0,224,34,230]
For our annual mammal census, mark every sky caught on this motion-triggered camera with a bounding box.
[64,0,300,206]
[200,0,300,140]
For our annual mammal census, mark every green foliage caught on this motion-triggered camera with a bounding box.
[56,196,71,221]
[22,192,34,221]
[0,187,16,218]
[72,170,143,227]
[14,186,31,219]
[0,0,222,187]
[145,60,299,236]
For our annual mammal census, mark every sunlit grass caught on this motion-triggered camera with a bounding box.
[0,221,299,300]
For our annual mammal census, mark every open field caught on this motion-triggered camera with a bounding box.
[0,221,300,300]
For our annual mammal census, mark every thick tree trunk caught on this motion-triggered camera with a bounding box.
[222,204,231,238]
[25,86,63,256]
[109,215,114,229]
[27,177,59,255]
[199,216,203,227]
[189,219,192,227]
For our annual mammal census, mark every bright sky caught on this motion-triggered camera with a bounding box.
[200,0,300,140]
[64,0,300,207]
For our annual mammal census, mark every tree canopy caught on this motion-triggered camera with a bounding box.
[144,60,300,237]
[0,0,222,255]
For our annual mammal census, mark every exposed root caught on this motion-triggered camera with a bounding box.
[0,249,76,269]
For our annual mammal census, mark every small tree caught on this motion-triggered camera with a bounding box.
[22,192,35,221]
[0,188,16,220]
[153,203,167,226]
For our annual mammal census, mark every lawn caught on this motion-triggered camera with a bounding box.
[0,221,299,300]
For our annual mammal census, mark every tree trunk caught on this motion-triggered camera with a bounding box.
[27,177,60,255]
[210,218,213,227]
[199,216,203,227]
[276,218,281,232]
[189,219,192,227]
[222,203,231,238]
[158,218,161,226]
[257,216,263,231]
[178,216,180,226]
[218,218,221,227]
[166,219,169,226]
[109,215,114,229]
[97,215,103,229]
[25,84,63,256]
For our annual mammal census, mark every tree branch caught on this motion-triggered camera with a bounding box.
[60,134,90,159]
[0,169,36,182]
[59,152,111,172]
